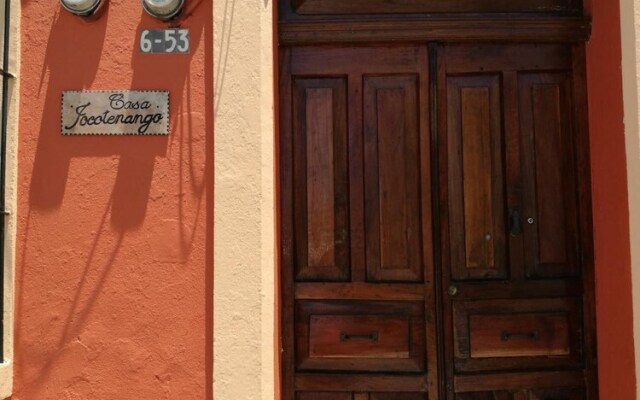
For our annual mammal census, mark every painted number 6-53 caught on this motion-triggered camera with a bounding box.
[140,29,189,54]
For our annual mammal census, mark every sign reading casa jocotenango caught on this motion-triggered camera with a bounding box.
[61,90,169,135]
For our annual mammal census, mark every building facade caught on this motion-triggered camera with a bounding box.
[0,0,638,398]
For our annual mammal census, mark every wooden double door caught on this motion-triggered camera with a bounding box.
[279,43,596,399]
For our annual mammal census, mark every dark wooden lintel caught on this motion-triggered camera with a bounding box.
[279,17,591,45]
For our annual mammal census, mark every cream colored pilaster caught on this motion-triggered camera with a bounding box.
[213,0,275,399]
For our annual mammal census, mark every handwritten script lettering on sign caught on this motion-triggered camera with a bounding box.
[61,90,170,135]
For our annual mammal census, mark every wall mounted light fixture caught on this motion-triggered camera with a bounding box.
[142,0,185,20]
[59,0,102,16]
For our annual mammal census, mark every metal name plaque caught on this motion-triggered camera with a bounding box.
[61,90,169,135]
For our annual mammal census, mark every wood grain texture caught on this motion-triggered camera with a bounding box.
[435,43,457,400]
[461,88,495,269]
[437,43,591,397]
[309,315,410,359]
[364,75,423,282]
[378,89,410,271]
[456,387,585,399]
[291,46,423,75]
[503,70,526,283]
[296,392,353,400]
[454,371,584,393]
[518,72,579,278]
[447,280,582,300]
[279,18,591,45]
[295,282,424,301]
[295,374,428,392]
[452,297,582,373]
[283,49,433,399]
[469,314,570,358]
[370,393,427,400]
[447,75,506,280]
[280,48,297,400]
[306,88,336,268]
[532,84,567,265]
[293,78,350,281]
[295,300,425,372]
[281,43,594,400]
[292,0,575,14]
[443,44,572,73]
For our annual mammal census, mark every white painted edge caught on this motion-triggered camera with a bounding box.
[619,0,640,397]
[0,0,20,397]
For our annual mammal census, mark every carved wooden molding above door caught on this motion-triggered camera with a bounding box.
[291,0,581,14]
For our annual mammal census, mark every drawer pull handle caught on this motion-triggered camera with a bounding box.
[501,330,539,341]
[340,331,378,342]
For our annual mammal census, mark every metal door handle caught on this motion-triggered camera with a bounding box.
[340,331,378,342]
[501,330,539,341]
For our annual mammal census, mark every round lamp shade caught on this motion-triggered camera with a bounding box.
[142,0,184,20]
[60,0,102,16]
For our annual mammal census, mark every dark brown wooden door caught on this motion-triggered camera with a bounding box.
[437,44,596,398]
[280,45,436,399]
[280,42,596,400]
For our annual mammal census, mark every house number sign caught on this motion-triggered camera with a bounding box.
[140,28,189,53]
[61,90,169,135]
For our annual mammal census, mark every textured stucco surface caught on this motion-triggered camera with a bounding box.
[586,0,638,398]
[208,1,637,399]
[15,1,213,399]
[0,0,20,397]
[213,0,276,399]
[620,0,640,397]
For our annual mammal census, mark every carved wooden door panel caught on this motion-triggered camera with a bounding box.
[280,40,596,400]
[280,45,436,399]
[438,44,596,398]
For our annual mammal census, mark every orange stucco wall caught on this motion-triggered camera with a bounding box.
[586,0,638,398]
[14,1,213,399]
[11,0,640,398]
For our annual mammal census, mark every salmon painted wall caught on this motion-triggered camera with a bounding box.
[586,0,637,398]
[14,0,213,399]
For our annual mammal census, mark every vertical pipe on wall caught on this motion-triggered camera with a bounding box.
[0,0,13,363]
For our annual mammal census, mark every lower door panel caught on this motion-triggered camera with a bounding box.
[456,387,584,400]
[297,392,427,400]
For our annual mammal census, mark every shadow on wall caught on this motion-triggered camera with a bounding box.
[15,1,213,398]
[30,5,167,229]
[27,2,209,241]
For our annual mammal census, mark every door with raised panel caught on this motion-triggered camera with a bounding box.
[280,40,597,400]
[280,45,436,400]
[438,44,596,398]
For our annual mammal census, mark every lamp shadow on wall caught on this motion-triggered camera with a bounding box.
[17,2,212,398]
